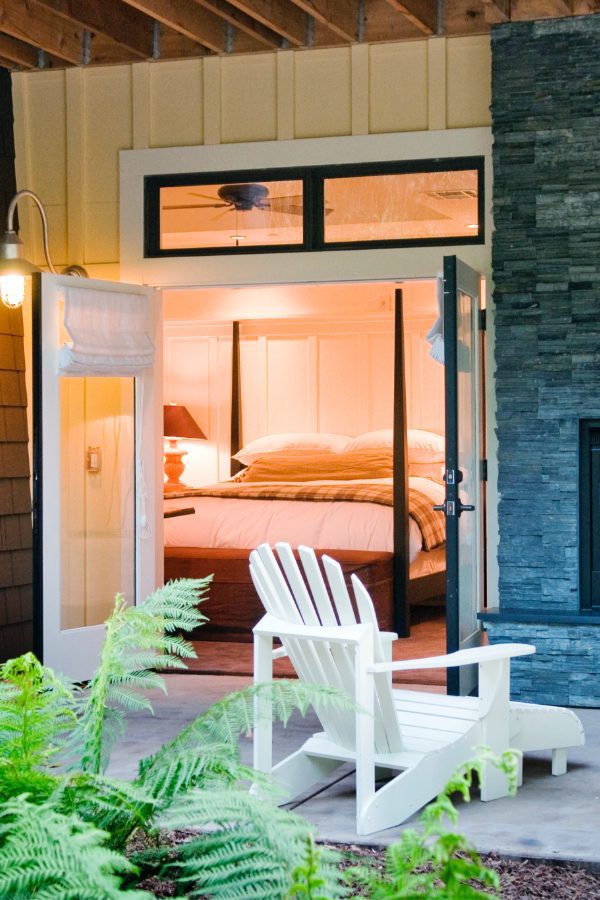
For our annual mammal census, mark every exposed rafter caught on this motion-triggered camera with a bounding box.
[288,0,358,41]
[33,0,154,58]
[191,0,282,48]
[224,0,307,45]
[383,0,436,33]
[121,0,264,54]
[0,0,85,65]
[481,0,509,23]
[0,32,42,68]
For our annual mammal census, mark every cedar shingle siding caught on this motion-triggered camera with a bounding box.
[0,67,33,661]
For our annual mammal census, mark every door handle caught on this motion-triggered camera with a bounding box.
[433,500,475,517]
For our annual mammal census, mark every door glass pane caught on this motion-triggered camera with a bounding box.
[457,290,478,643]
[159,179,304,250]
[324,168,480,244]
[60,377,135,629]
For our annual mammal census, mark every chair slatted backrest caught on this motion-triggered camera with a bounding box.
[250,543,403,754]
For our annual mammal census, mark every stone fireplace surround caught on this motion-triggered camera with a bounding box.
[482,15,600,707]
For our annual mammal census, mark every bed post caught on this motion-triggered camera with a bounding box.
[230,320,244,477]
[393,289,410,637]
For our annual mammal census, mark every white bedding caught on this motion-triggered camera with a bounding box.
[164,475,445,565]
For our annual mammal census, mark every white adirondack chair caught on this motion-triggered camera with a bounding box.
[250,542,584,835]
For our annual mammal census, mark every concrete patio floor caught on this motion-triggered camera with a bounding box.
[108,673,600,866]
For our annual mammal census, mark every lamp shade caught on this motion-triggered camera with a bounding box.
[164,404,207,440]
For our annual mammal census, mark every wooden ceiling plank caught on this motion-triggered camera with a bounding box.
[122,0,264,53]
[382,0,436,34]
[224,0,306,45]
[0,33,41,68]
[32,0,154,58]
[0,0,85,64]
[481,0,509,23]
[191,0,282,47]
[288,0,358,41]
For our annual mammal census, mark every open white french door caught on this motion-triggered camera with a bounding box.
[442,256,485,696]
[33,273,162,681]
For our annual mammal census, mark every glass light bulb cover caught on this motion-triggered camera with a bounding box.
[0,274,25,309]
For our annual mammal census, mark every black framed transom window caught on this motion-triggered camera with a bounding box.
[144,156,485,257]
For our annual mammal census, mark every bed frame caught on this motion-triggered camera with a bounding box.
[164,546,444,641]
[163,309,445,641]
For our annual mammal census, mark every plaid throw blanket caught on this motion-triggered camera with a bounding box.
[167,481,446,551]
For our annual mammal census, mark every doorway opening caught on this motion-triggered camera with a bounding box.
[161,277,448,689]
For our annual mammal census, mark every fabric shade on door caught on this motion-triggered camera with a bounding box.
[58,287,155,376]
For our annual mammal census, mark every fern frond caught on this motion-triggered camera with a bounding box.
[160,788,345,900]
[58,773,157,848]
[76,579,207,775]
[0,653,77,800]
[0,795,152,899]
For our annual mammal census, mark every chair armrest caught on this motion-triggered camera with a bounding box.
[367,642,536,674]
[379,631,398,643]
[254,613,372,645]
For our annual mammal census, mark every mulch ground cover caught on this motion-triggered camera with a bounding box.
[136,834,600,897]
[332,843,600,898]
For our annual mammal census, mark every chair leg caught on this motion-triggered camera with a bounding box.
[552,748,567,776]
[253,632,274,779]
[272,749,343,800]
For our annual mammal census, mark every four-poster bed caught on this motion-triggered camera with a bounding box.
[164,304,446,640]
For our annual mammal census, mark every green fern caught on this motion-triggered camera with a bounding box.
[0,795,152,899]
[286,834,342,899]
[78,578,209,774]
[344,752,519,899]
[0,653,77,802]
[137,679,349,803]
[158,789,346,899]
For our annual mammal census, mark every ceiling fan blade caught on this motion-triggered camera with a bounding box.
[264,196,305,216]
[188,191,224,201]
[162,202,230,210]
[212,208,235,221]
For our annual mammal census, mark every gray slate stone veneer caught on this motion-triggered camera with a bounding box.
[487,16,600,706]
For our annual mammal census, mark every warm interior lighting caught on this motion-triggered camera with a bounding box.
[164,403,207,492]
[0,189,88,310]
[0,274,27,309]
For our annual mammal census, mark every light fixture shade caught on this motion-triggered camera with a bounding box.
[0,230,41,276]
[164,404,207,440]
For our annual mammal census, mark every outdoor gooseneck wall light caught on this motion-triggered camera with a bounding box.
[0,189,88,309]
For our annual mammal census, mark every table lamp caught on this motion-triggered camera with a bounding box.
[164,403,207,492]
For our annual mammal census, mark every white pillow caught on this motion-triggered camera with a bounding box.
[345,428,445,462]
[344,429,393,453]
[407,428,445,463]
[233,432,351,466]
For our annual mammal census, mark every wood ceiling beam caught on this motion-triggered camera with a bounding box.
[0,0,85,64]
[121,0,263,53]
[288,0,358,41]
[224,0,307,45]
[33,0,154,58]
[191,0,282,48]
[382,0,436,34]
[481,0,509,22]
[0,33,42,68]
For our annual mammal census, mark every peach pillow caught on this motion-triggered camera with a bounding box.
[239,449,393,483]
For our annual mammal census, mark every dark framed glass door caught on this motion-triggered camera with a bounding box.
[442,256,485,695]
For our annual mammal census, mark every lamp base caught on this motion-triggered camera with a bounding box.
[164,445,188,492]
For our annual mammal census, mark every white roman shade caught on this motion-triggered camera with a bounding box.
[58,287,155,376]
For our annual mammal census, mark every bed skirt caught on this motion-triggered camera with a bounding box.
[164,547,395,641]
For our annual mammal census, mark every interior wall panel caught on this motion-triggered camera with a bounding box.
[317,334,363,436]
[221,54,278,144]
[293,47,353,139]
[369,43,428,134]
[149,60,204,148]
[446,37,492,128]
